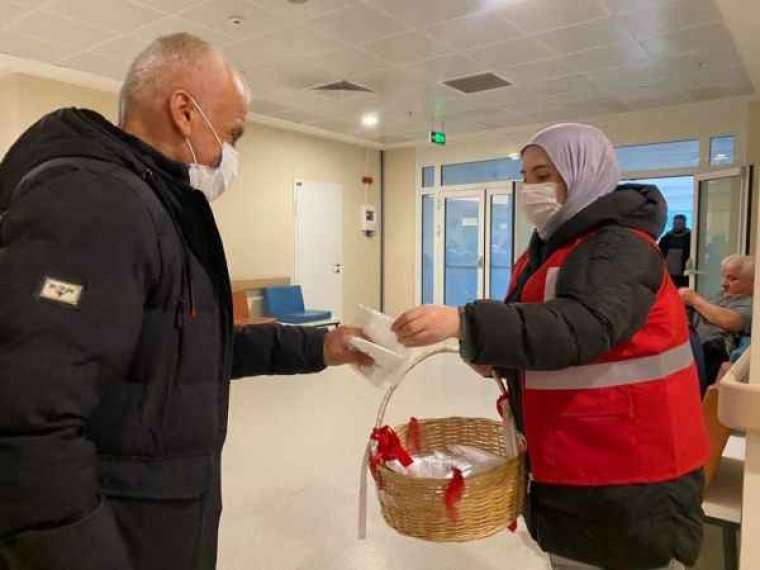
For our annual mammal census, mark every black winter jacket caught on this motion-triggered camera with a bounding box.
[460,185,704,570]
[0,109,327,570]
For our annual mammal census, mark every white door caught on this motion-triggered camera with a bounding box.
[294,180,343,321]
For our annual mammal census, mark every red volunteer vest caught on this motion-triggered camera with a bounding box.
[509,229,708,486]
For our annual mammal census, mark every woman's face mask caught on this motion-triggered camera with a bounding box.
[518,182,562,233]
[185,96,239,202]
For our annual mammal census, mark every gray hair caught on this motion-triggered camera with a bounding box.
[118,33,249,125]
[722,254,755,281]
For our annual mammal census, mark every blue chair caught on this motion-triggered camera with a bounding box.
[262,286,332,325]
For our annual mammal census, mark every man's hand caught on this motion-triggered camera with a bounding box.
[323,326,374,367]
[391,305,461,347]
[678,287,701,307]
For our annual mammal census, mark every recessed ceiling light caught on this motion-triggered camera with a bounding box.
[361,113,379,128]
[228,15,246,25]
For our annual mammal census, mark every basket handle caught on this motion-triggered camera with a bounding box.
[373,343,507,429]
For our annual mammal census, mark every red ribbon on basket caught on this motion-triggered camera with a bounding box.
[444,468,465,522]
[496,393,509,418]
[406,417,422,455]
[370,426,413,470]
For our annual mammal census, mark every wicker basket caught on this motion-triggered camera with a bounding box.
[363,348,525,542]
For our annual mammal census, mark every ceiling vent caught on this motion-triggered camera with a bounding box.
[312,80,373,93]
[442,72,512,94]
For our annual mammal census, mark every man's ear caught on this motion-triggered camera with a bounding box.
[168,90,194,139]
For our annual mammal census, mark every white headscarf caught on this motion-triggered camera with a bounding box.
[522,123,621,240]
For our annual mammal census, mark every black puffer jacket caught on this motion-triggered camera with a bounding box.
[0,109,327,570]
[460,184,704,570]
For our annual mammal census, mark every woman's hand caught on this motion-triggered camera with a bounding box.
[392,305,461,347]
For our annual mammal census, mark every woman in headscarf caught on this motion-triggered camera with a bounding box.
[392,123,708,570]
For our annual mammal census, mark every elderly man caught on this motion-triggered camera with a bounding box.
[680,254,755,386]
[0,34,368,570]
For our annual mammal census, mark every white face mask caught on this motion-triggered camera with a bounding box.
[518,182,562,235]
[185,97,239,202]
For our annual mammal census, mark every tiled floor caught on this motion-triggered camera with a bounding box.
[218,352,729,570]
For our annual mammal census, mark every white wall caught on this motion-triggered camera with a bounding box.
[384,97,753,315]
[212,123,381,323]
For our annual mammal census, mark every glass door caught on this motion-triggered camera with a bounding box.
[443,192,485,306]
[693,168,749,297]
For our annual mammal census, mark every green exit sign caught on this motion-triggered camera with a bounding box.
[430,131,446,145]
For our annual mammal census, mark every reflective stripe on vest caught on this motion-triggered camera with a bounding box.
[525,340,694,390]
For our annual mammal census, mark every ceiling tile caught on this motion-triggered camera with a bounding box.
[640,23,735,59]
[90,35,146,64]
[130,0,207,15]
[246,57,330,91]
[226,26,346,67]
[621,0,722,39]
[689,83,754,101]
[0,0,41,30]
[250,0,355,21]
[466,36,556,70]
[0,29,60,61]
[425,10,523,51]
[496,0,608,34]
[361,31,451,65]
[14,10,115,57]
[364,0,483,26]
[45,0,164,34]
[499,56,578,84]
[134,16,238,47]
[618,87,694,109]
[179,0,290,42]
[536,16,638,54]
[526,74,597,98]
[404,54,487,83]
[562,41,650,71]
[603,0,673,14]
[305,47,390,80]
[308,3,409,46]
[60,51,129,80]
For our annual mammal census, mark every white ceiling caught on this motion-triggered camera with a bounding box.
[0,0,754,146]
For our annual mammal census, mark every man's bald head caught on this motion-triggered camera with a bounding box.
[119,33,249,168]
[119,33,248,125]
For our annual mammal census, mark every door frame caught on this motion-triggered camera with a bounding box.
[484,186,512,301]
[691,167,749,291]
[439,189,486,305]
[416,183,515,306]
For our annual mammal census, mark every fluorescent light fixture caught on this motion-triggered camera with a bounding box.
[361,113,379,128]
[507,152,520,160]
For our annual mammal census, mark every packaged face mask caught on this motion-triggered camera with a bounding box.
[350,305,410,387]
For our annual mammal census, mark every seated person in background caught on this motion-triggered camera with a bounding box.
[659,214,691,287]
[679,254,754,386]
